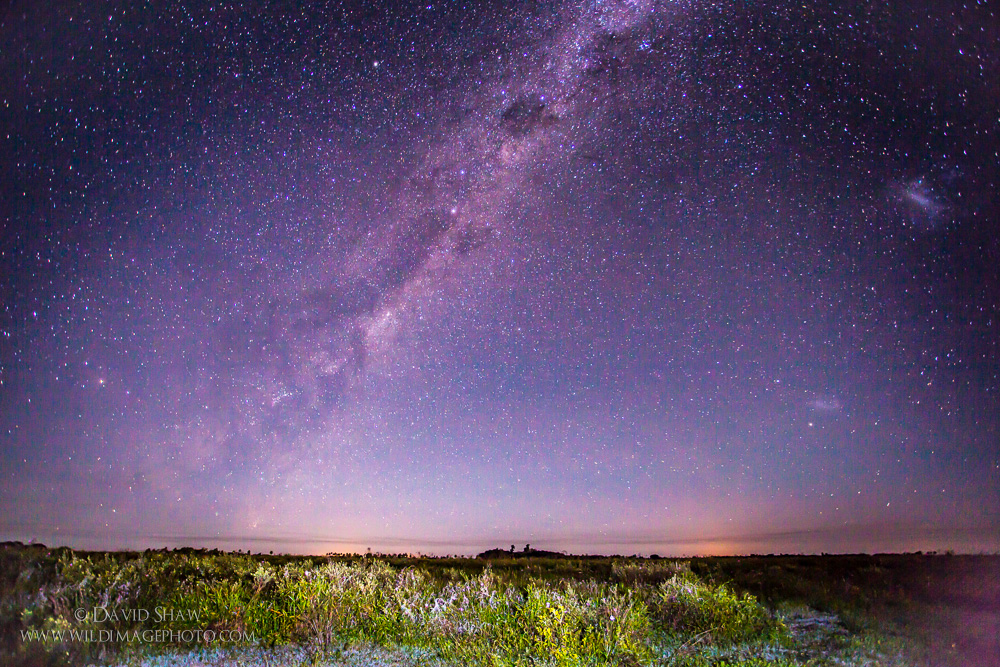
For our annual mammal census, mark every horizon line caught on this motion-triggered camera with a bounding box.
[3,520,998,557]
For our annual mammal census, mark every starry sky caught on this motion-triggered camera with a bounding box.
[2,0,998,556]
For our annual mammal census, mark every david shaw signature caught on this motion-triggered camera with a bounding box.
[74,607,201,623]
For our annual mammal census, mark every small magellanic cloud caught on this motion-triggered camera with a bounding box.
[807,397,842,412]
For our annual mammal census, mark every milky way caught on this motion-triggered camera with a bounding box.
[2,0,998,555]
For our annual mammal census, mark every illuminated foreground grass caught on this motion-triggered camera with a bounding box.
[7,550,790,666]
[9,547,984,666]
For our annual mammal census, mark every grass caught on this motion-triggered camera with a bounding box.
[688,553,1000,666]
[1,544,995,666]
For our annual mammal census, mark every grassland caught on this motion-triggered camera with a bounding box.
[1,544,996,666]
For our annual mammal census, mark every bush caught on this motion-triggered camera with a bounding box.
[651,568,784,644]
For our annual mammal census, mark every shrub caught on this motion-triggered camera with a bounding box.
[612,560,689,585]
[651,570,784,644]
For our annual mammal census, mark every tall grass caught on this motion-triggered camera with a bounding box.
[3,548,790,666]
[650,565,784,644]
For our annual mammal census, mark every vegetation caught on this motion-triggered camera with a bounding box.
[1,543,995,666]
[688,553,1000,667]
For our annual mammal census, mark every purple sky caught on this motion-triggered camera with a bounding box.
[2,0,998,555]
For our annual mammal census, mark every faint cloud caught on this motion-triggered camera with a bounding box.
[890,176,951,232]
[807,397,842,412]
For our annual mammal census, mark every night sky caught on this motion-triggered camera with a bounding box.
[2,0,998,556]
